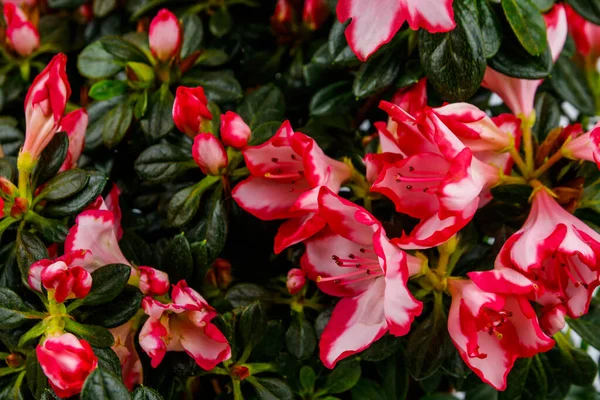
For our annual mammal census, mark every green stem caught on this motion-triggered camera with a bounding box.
[521,115,535,173]
[508,146,530,178]
[531,151,563,179]
[233,379,243,400]
[245,363,277,375]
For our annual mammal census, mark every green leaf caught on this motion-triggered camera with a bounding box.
[33,132,69,186]
[195,49,229,67]
[419,0,486,101]
[103,99,134,148]
[185,187,227,261]
[226,283,272,308]
[140,85,175,141]
[533,93,561,141]
[134,143,195,183]
[502,0,548,56]
[26,352,48,399]
[0,370,25,400]
[353,46,402,98]
[299,366,316,394]
[555,334,598,387]
[360,334,404,362]
[285,318,316,360]
[498,357,546,400]
[43,171,107,218]
[26,214,69,243]
[35,169,89,202]
[324,358,361,394]
[84,96,126,150]
[16,230,48,279]
[161,234,193,283]
[132,387,164,400]
[209,7,232,38]
[180,15,204,59]
[351,379,387,400]
[78,41,122,79]
[168,185,204,228]
[39,389,59,400]
[476,0,503,58]
[89,80,129,101]
[181,71,243,104]
[550,56,596,116]
[532,0,555,11]
[568,299,600,350]
[99,36,148,63]
[119,232,155,267]
[18,321,46,348]
[238,84,285,127]
[566,0,600,24]
[488,34,553,79]
[326,20,358,66]
[64,320,115,348]
[93,347,122,377]
[239,301,267,348]
[248,377,293,400]
[79,264,131,307]
[0,288,42,329]
[93,0,116,17]
[81,368,130,400]
[82,286,143,328]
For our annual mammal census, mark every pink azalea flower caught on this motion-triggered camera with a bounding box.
[220,111,251,149]
[149,9,182,62]
[371,101,500,249]
[561,122,600,168]
[495,187,600,319]
[192,133,228,176]
[36,333,98,398]
[482,4,567,117]
[110,321,143,391]
[301,188,422,368]
[565,4,600,58]
[20,53,71,163]
[172,86,212,138]
[39,261,91,303]
[448,269,554,390]
[28,250,90,295]
[337,0,455,61]
[139,280,231,370]
[232,121,351,253]
[3,3,39,57]
[138,266,170,296]
[59,108,88,171]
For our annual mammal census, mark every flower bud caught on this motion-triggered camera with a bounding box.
[149,9,182,62]
[540,305,567,336]
[138,266,170,296]
[192,133,228,176]
[59,109,88,171]
[271,0,294,33]
[221,111,251,149]
[10,197,28,218]
[40,261,92,303]
[36,333,98,398]
[231,365,250,381]
[286,268,306,295]
[20,53,70,165]
[0,177,17,198]
[303,0,329,30]
[5,353,24,368]
[3,3,39,57]
[172,86,212,137]
[206,258,233,289]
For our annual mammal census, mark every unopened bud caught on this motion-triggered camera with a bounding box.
[286,268,306,295]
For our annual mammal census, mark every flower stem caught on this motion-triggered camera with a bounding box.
[500,174,528,185]
[508,146,530,178]
[233,380,243,400]
[531,151,563,179]
[522,116,535,173]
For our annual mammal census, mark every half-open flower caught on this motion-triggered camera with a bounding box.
[110,321,143,391]
[59,108,88,171]
[172,86,212,138]
[149,9,182,62]
[3,3,39,57]
[40,261,91,303]
[336,0,455,61]
[36,333,98,398]
[232,121,351,253]
[139,280,231,369]
[495,187,600,319]
[28,250,90,295]
[561,123,600,169]
[192,133,228,176]
[138,266,170,296]
[301,188,422,368]
[448,269,554,390]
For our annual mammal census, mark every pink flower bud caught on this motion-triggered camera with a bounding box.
[303,0,329,30]
[149,9,182,62]
[286,268,306,295]
[138,266,170,296]
[59,109,88,171]
[192,133,228,175]
[36,333,98,398]
[540,305,567,336]
[0,177,17,197]
[10,197,28,218]
[172,86,212,137]
[3,3,39,57]
[21,53,71,163]
[221,111,251,149]
[40,261,92,303]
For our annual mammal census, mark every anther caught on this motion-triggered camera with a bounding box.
[406,185,412,190]
[271,157,279,162]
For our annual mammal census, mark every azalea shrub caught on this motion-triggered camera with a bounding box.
[2,0,600,399]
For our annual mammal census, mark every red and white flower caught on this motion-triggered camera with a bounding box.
[137,266,170,296]
[139,280,231,370]
[448,269,554,390]
[172,86,212,138]
[371,102,500,248]
[110,321,143,391]
[303,0,330,30]
[232,121,351,253]
[36,333,98,398]
[561,122,600,168]
[495,187,600,319]
[59,108,88,171]
[220,111,251,149]
[302,188,422,368]
[192,133,228,176]
[286,268,306,295]
[20,53,71,163]
[149,9,181,62]
[482,4,567,117]
[566,4,600,59]
[337,0,455,61]
[3,3,39,57]
[28,250,90,297]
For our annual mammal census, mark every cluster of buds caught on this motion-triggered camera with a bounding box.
[271,0,330,38]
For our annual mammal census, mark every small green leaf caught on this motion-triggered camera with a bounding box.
[353,47,402,98]
[226,283,272,308]
[299,366,316,394]
[35,169,89,202]
[79,264,131,307]
[247,377,293,400]
[533,93,561,141]
[566,0,600,24]
[310,81,354,116]
[93,0,116,17]
[285,318,316,360]
[134,143,195,183]
[181,71,243,104]
[77,41,122,79]
[209,7,232,38]
[476,0,502,58]
[502,0,548,56]
[26,351,48,399]
[18,321,46,348]
[81,368,130,400]
[180,15,204,59]
[185,187,227,261]
[550,56,596,116]
[140,85,175,141]
[33,132,69,186]
[0,288,42,329]
[103,100,133,148]
[324,358,362,394]
[167,184,205,228]
[161,235,193,283]
[82,286,143,328]
[351,379,387,400]
[132,387,164,400]
[126,62,155,84]
[64,320,115,348]
[99,36,148,63]
[93,347,122,377]
[89,80,128,101]
[239,301,267,349]
[43,171,107,218]
[16,230,48,278]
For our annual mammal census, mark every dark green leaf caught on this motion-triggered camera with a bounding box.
[103,100,133,148]
[488,33,553,79]
[0,371,25,400]
[0,125,23,156]
[185,187,227,261]
[132,387,164,400]
[81,264,131,306]
[43,171,107,218]
[93,347,122,377]
[18,321,46,348]
[226,283,272,308]
[240,301,267,348]
[285,318,316,360]
[568,299,600,350]
[360,334,404,362]
[477,0,503,58]
[180,15,204,59]
[35,169,89,202]
[324,358,361,394]
[64,320,115,348]
[16,231,48,281]
[84,96,127,150]
[161,234,193,283]
[533,92,561,141]
[502,0,548,56]
[119,232,156,267]
[140,85,175,141]
[248,377,293,400]
[26,352,48,399]
[209,7,232,38]
[566,0,600,24]
[181,71,243,104]
[555,336,598,387]
[33,132,69,186]
[99,36,148,63]
[299,366,316,394]
[237,84,285,129]
[353,47,402,98]
[168,185,204,228]
[26,215,68,243]
[81,368,130,400]
[351,379,387,400]
[550,56,596,116]
[0,288,41,329]
[78,41,122,79]
[532,0,555,11]
[134,143,195,183]
[89,80,129,101]
[82,286,143,328]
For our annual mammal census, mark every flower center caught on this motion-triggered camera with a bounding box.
[537,252,590,302]
[481,307,513,340]
[394,166,444,194]
[316,248,382,285]
[264,155,306,191]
